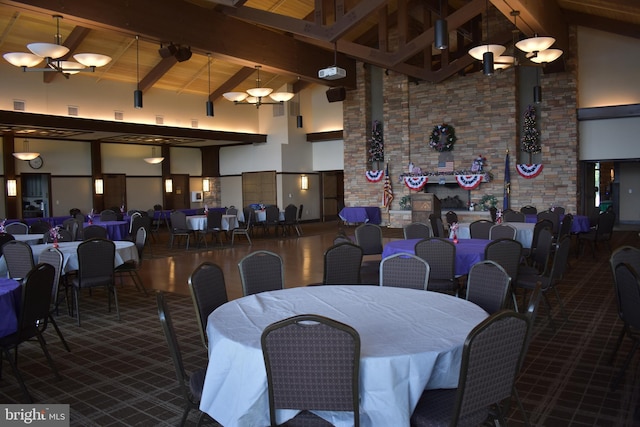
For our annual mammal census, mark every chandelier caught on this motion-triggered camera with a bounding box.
[3,15,112,79]
[223,66,294,108]
[13,139,40,161]
[143,147,164,164]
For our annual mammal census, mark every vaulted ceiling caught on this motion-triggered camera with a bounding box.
[0,0,638,146]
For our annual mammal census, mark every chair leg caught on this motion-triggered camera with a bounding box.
[132,271,148,296]
[513,387,531,427]
[609,326,627,365]
[611,340,639,391]
[552,286,569,323]
[35,330,61,381]
[179,405,191,427]
[2,347,32,403]
[112,285,120,321]
[48,314,71,352]
[74,287,81,327]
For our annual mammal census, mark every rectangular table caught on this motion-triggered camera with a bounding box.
[200,286,488,426]
[339,207,382,225]
[451,222,535,248]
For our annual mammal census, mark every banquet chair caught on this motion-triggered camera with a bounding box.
[522,220,553,261]
[188,262,228,349]
[169,211,193,250]
[553,206,566,215]
[520,228,554,277]
[469,219,493,240]
[100,209,118,221]
[403,222,432,240]
[537,210,560,235]
[83,224,108,240]
[489,223,517,240]
[157,292,211,427]
[128,211,142,235]
[203,210,224,247]
[379,253,430,290]
[0,263,61,404]
[323,242,363,285]
[0,232,15,254]
[226,206,238,217]
[115,227,148,295]
[609,263,640,391]
[261,314,361,427]
[557,213,574,243]
[279,204,299,237]
[296,203,304,236]
[445,210,459,228]
[410,310,529,427]
[588,206,601,228]
[5,222,28,235]
[609,246,640,366]
[429,214,446,238]
[489,206,498,223]
[577,210,615,258]
[465,261,511,314]
[231,208,253,246]
[3,240,35,280]
[263,205,281,236]
[520,205,538,215]
[30,219,52,234]
[516,236,571,330]
[238,250,284,296]
[414,237,458,295]
[71,238,118,326]
[504,211,526,223]
[485,238,523,311]
[62,217,79,241]
[354,223,383,255]
[38,247,71,352]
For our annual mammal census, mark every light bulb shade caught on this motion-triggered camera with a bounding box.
[434,19,448,50]
[245,96,259,104]
[223,92,248,102]
[94,178,104,195]
[494,55,515,70]
[27,42,69,59]
[468,44,505,61]
[52,60,86,74]
[528,48,563,64]
[7,179,17,197]
[144,157,164,164]
[3,52,44,67]
[246,87,273,98]
[533,85,542,103]
[483,51,494,75]
[516,36,555,53]
[134,89,143,109]
[269,92,294,102]
[296,115,303,128]
[73,53,112,67]
[13,152,40,161]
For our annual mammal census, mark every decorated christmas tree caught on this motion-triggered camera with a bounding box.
[369,120,384,166]
[521,105,541,155]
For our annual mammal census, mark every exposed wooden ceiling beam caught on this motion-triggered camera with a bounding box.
[210,66,254,100]
[139,56,178,93]
[563,10,640,39]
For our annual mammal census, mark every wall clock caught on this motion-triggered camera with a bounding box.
[28,156,43,169]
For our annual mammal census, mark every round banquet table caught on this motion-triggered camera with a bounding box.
[382,238,491,276]
[450,222,535,248]
[83,220,129,240]
[0,278,21,338]
[200,285,488,427]
[12,233,44,244]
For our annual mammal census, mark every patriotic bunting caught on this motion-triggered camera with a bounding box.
[455,175,483,190]
[365,170,384,182]
[403,175,428,191]
[516,164,544,179]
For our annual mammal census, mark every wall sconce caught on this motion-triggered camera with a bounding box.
[300,175,309,190]
[94,178,104,195]
[202,178,210,192]
[7,179,17,197]
[165,178,173,193]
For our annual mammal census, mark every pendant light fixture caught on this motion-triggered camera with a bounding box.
[3,15,111,78]
[434,0,448,50]
[296,77,303,128]
[206,53,214,117]
[533,68,542,104]
[13,139,40,161]
[222,65,294,108]
[468,0,495,76]
[134,35,143,109]
[143,146,164,164]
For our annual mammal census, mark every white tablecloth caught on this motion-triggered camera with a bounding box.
[12,234,44,244]
[187,215,239,231]
[0,240,138,276]
[450,222,535,248]
[200,285,488,427]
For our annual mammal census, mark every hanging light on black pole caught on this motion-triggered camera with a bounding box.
[206,53,214,117]
[483,51,494,75]
[134,35,143,109]
[533,67,542,103]
[434,0,448,50]
[296,77,303,128]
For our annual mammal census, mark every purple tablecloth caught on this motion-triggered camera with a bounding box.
[383,238,491,276]
[84,220,129,240]
[0,278,21,338]
[7,216,72,227]
[339,206,382,225]
[524,214,590,233]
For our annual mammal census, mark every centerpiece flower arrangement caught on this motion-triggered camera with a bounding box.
[428,123,456,152]
[450,222,459,244]
[88,209,95,224]
[0,219,5,233]
[49,226,61,248]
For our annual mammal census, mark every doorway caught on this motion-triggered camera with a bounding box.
[20,173,51,218]
[321,171,344,222]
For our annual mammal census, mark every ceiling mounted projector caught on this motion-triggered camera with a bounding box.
[318,66,346,80]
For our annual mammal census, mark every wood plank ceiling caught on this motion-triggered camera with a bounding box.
[0,0,638,146]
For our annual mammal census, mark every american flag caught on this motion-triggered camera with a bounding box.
[383,164,394,209]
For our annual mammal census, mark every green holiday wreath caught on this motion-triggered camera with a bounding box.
[428,123,457,152]
[479,194,498,211]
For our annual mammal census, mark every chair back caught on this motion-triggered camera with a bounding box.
[484,238,522,286]
[354,223,383,255]
[379,253,430,290]
[129,211,142,234]
[610,246,640,283]
[83,224,108,240]
[240,207,254,230]
[265,205,280,224]
[466,261,511,314]
[76,238,116,285]
[595,210,615,240]
[547,236,572,286]
[62,218,79,240]
[558,213,573,241]
[489,223,517,240]
[3,240,35,280]
[188,262,228,348]
[522,282,543,368]
[504,211,526,223]
[226,206,238,217]
[134,227,147,260]
[414,237,455,283]
[0,232,16,255]
[261,314,360,427]
[613,263,640,330]
[520,205,538,215]
[429,214,446,238]
[170,211,189,231]
[283,204,297,223]
[100,209,118,221]
[298,204,304,221]
[5,222,28,235]
[57,228,73,242]
[238,250,284,296]
[17,263,56,341]
[489,206,498,223]
[469,220,493,239]
[207,210,223,230]
[403,222,432,240]
[530,220,553,254]
[553,206,565,215]
[39,247,64,307]
[323,242,363,285]
[30,220,52,234]
[449,311,529,426]
[445,211,459,227]
[537,210,560,234]
[588,206,601,227]
[531,228,554,273]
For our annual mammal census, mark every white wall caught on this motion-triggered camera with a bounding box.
[619,162,640,223]
[579,117,640,161]
[312,139,344,171]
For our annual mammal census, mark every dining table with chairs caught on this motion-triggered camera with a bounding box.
[200,285,488,427]
[82,220,129,240]
[450,222,535,248]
